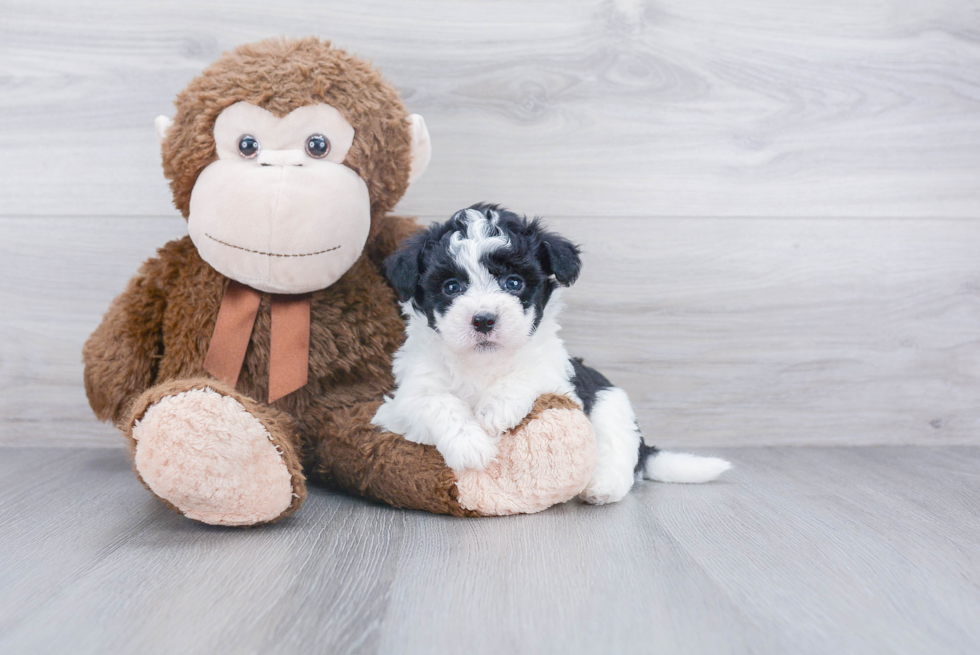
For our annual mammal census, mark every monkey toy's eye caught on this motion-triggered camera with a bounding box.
[237,135,260,159]
[443,279,464,295]
[502,275,524,293]
[305,133,331,159]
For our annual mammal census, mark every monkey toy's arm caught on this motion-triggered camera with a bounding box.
[83,257,167,427]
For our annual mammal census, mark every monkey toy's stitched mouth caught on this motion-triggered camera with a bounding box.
[205,233,341,258]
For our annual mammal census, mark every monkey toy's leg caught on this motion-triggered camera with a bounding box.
[453,394,598,515]
[300,394,596,516]
[123,378,307,526]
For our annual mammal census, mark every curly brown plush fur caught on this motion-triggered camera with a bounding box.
[84,219,469,515]
[83,37,594,524]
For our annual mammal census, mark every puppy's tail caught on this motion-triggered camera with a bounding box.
[635,443,732,483]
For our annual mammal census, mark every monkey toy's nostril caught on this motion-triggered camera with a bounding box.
[472,313,497,334]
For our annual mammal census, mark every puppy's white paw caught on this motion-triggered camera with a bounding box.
[439,424,499,471]
[477,394,531,437]
[579,464,636,505]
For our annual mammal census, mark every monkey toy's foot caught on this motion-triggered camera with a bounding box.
[127,379,306,526]
[454,394,597,516]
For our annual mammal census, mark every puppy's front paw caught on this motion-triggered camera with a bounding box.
[440,424,499,471]
[477,394,531,437]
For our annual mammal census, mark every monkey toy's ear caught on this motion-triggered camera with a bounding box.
[155,115,174,145]
[407,114,431,185]
[538,231,582,287]
[383,233,427,302]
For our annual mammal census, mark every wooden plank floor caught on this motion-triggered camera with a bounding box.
[4,215,980,449]
[1,445,978,655]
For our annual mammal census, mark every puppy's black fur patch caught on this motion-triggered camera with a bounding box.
[383,203,582,331]
[569,357,612,415]
[570,357,657,473]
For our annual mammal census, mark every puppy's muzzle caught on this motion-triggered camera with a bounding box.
[472,312,497,334]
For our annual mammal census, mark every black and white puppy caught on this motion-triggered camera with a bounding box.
[373,204,730,504]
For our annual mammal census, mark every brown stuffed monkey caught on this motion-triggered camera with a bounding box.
[83,37,596,526]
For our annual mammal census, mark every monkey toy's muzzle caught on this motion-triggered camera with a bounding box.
[187,153,371,294]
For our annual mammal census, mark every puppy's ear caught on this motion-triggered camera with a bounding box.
[538,231,582,286]
[384,235,426,302]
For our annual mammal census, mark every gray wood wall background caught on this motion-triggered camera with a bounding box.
[2,0,979,448]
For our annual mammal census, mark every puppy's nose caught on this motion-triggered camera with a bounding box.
[472,312,497,334]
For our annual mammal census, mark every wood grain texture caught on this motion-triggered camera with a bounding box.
[2,215,979,448]
[2,1,979,448]
[1,446,978,654]
[553,216,980,447]
[1,0,980,218]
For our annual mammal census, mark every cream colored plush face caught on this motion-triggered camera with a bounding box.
[187,102,370,294]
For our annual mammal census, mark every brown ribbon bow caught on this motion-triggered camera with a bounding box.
[204,280,311,403]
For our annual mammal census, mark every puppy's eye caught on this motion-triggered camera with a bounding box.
[238,135,260,159]
[305,133,331,159]
[443,279,463,295]
[502,275,524,293]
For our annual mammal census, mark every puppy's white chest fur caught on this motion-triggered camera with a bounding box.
[373,300,578,455]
